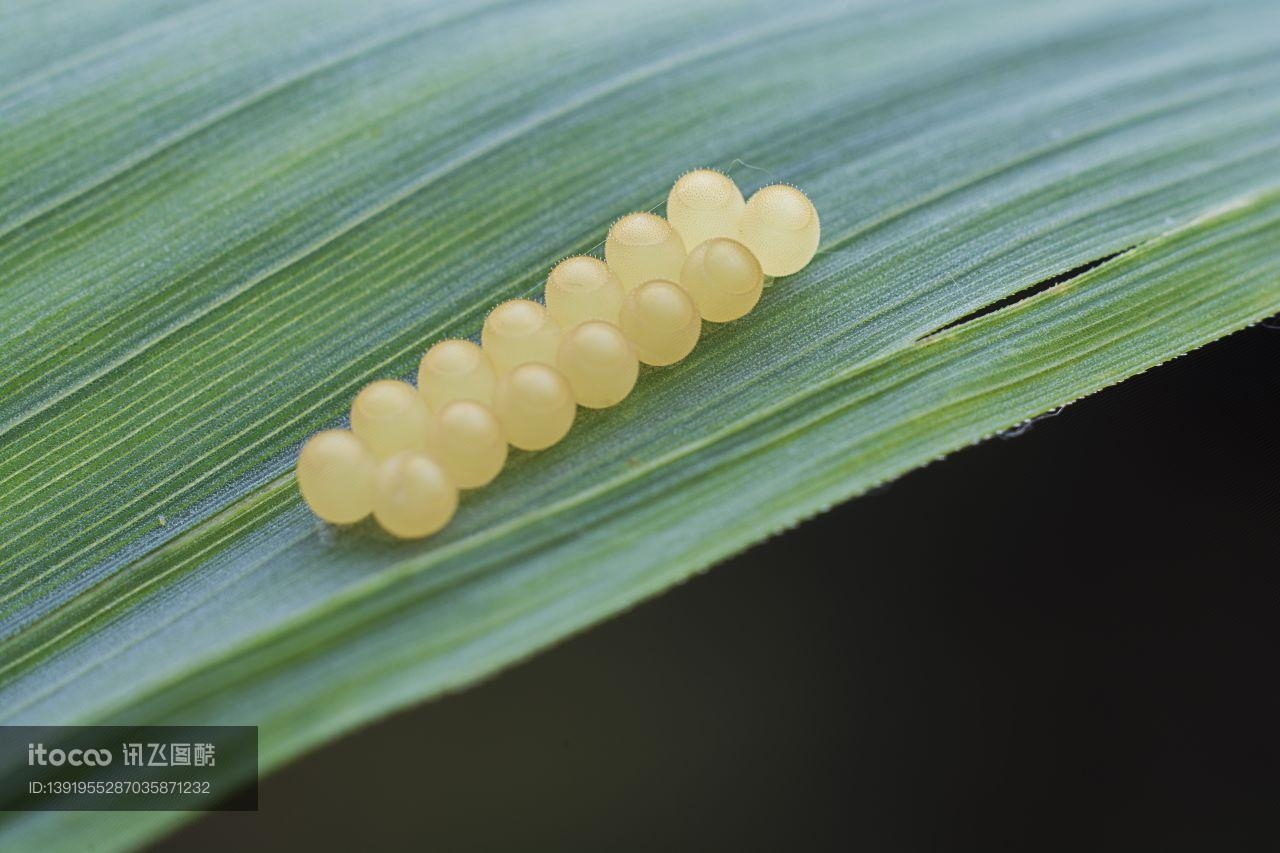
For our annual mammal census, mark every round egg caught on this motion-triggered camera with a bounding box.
[679,237,764,322]
[604,212,686,292]
[350,379,437,460]
[738,184,820,277]
[666,169,745,250]
[429,400,508,488]
[492,362,577,451]
[544,255,625,329]
[481,299,562,376]
[295,429,376,524]
[372,451,458,539]
[618,279,701,366]
[418,339,497,409]
[556,321,639,409]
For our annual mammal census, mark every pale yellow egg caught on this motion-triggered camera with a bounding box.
[666,169,745,250]
[605,212,686,292]
[429,400,508,488]
[350,379,437,460]
[618,279,701,366]
[372,451,458,539]
[556,321,639,409]
[295,429,376,525]
[418,339,496,409]
[481,299,562,376]
[492,362,576,451]
[544,255,625,329]
[738,184,820,277]
[679,237,764,322]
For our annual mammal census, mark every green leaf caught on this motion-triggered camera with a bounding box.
[1,0,1277,846]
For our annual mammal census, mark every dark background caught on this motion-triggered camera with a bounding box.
[158,321,1279,852]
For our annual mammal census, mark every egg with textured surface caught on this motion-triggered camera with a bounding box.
[482,299,562,375]
[605,212,686,292]
[666,169,745,250]
[418,339,496,409]
[545,255,625,329]
[738,184,820,277]
[351,379,436,460]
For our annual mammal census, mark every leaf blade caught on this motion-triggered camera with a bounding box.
[1,1,1278,847]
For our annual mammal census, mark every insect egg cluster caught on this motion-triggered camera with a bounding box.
[296,169,821,538]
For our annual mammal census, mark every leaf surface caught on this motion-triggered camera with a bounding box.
[1,0,1277,846]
